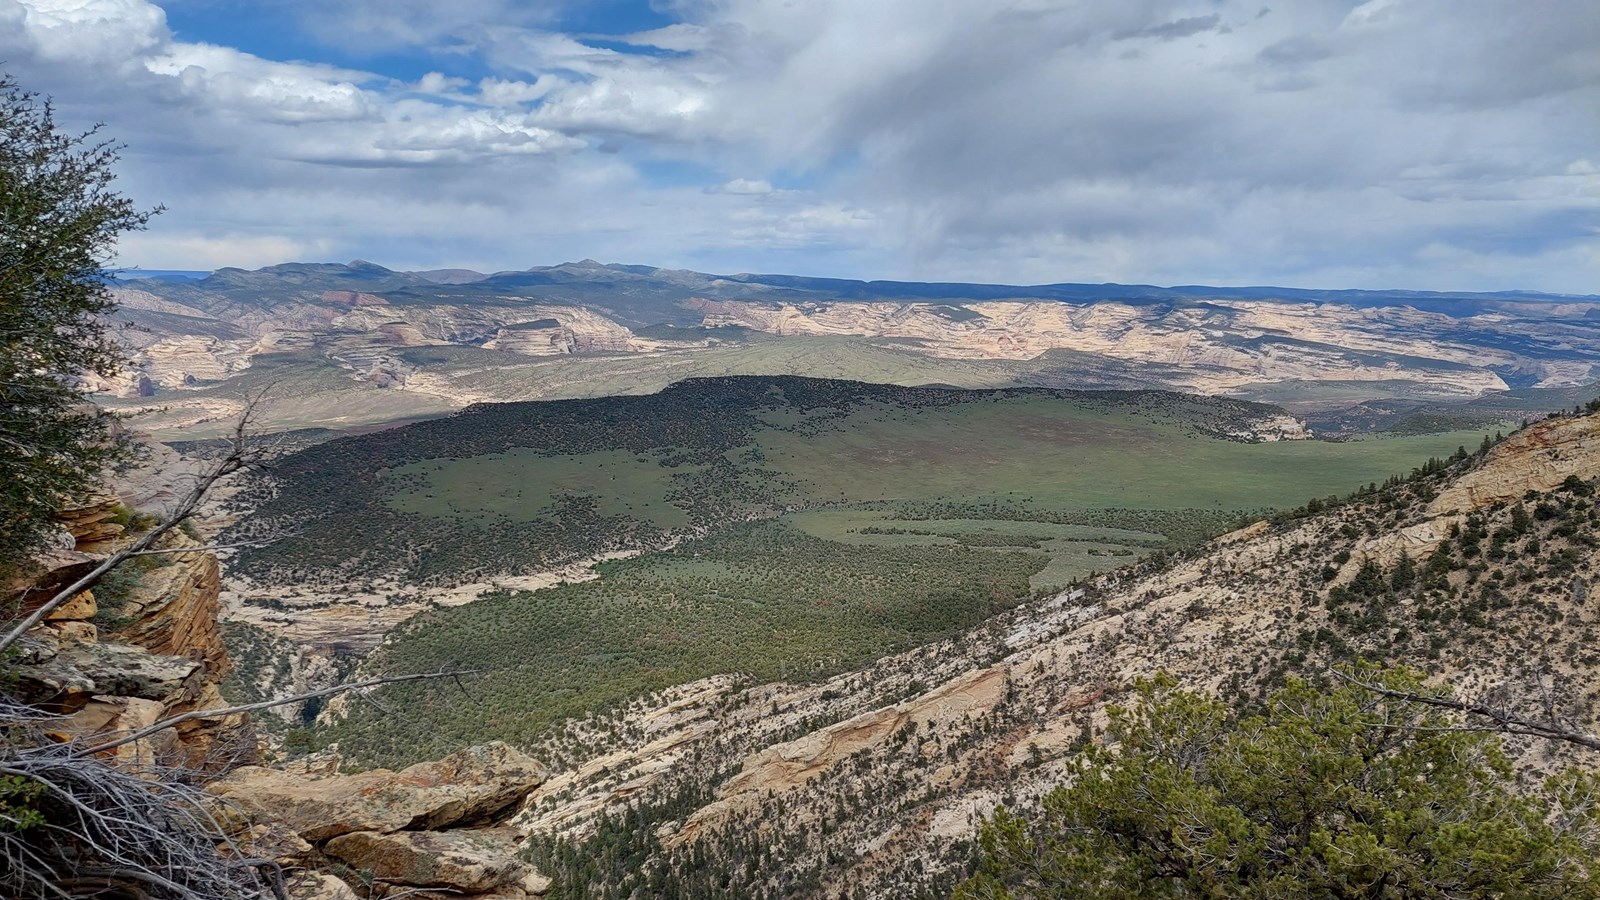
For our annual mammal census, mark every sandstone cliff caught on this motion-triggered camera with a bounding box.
[108,286,672,398]
[102,270,1600,441]
[6,494,254,772]
[4,489,560,899]
[1340,412,1600,576]
[686,297,1523,397]
[1430,413,1600,514]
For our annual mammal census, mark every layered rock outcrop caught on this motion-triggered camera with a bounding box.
[7,490,561,898]
[211,742,547,841]
[106,267,1600,444]
[104,531,227,667]
[108,286,662,404]
[1429,413,1600,514]
[1338,412,1600,578]
[321,290,389,307]
[211,743,552,899]
[6,495,253,771]
[324,829,549,897]
[686,297,1520,396]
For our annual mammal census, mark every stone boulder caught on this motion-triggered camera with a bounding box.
[58,493,126,549]
[288,872,359,900]
[44,588,97,621]
[2,547,101,614]
[44,620,97,643]
[14,638,200,711]
[44,695,173,765]
[209,742,548,842]
[322,828,535,894]
[49,640,201,701]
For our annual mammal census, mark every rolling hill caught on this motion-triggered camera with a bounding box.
[224,376,1490,589]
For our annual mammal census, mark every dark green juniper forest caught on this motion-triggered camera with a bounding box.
[5,17,1600,898]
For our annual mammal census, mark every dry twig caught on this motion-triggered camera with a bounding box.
[1336,668,1600,752]
[72,668,482,757]
[0,395,267,654]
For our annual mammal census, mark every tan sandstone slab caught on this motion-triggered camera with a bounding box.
[208,742,547,842]
[322,828,530,893]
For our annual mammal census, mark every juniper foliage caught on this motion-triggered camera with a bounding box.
[0,72,157,574]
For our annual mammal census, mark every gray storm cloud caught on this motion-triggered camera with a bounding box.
[1,0,1594,290]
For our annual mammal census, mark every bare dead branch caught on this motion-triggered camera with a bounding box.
[1336,669,1600,752]
[68,668,482,758]
[450,671,484,710]
[0,392,271,654]
[0,703,285,900]
[354,688,396,718]
[126,539,278,557]
[0,387,327,899]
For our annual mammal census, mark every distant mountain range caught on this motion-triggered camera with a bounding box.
[97,259,1600,440]
[124,258,1599,322]
[113,269,210,283]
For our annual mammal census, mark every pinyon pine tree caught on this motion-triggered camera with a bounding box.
[958,671,1600,899]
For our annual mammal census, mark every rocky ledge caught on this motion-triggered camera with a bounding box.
[7,488,559,899]
[7,495,253,771]
[209,743,552,899]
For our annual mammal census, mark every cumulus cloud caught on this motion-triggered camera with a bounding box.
[413,72,469,95]
[11,0,169,62]
[1113,14,1224,41]
[285,0,561,53]
[715,178,773,195]
[2,0,1595,290]
[149,48,377,124]
[476,76,559,107]
[116,231,335,269]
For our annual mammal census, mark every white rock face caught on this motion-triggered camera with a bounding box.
[98,279,1600,447]
[688,297,1518,396]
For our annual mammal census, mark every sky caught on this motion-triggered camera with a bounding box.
[2,0,1596,292]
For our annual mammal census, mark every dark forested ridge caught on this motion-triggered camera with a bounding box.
[224,377,1295,585]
